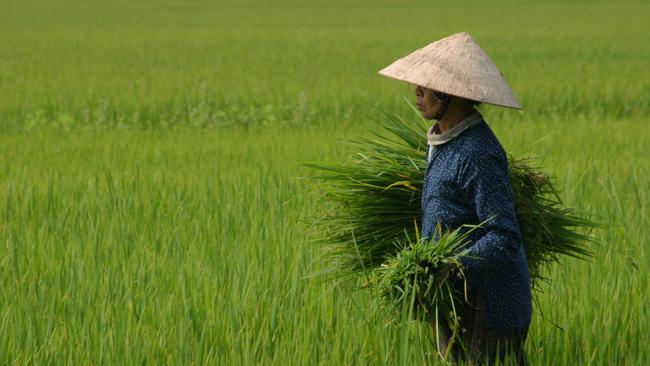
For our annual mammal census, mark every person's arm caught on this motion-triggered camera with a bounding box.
[458,153,523,274]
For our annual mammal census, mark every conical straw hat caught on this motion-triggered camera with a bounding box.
[378,32,522,109]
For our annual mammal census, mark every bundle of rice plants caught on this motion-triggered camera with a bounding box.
[374,225,479,356]
[376,225,476,319]
[306,105,599,293]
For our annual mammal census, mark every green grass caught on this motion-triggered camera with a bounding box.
[1,0,649,128]
[1,0,649,364]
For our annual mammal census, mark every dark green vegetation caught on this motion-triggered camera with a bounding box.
[1,0,648,364]
[376,227,473,321]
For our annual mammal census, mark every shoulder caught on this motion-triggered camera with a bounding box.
[454,120,507,163]
[451,121,508,182]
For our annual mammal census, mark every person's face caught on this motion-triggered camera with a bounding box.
[414,85,442,120]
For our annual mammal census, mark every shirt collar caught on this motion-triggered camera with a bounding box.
[427,110,483,147]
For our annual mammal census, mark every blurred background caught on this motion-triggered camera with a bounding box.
[2,0,649,129]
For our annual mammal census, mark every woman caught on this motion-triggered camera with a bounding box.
[379,32,532,365]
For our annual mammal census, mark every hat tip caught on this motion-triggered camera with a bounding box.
[456,31,473,40]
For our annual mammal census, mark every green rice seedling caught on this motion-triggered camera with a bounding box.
[507,156,600,288]
[375,225,475,319]
[374,223,487,358]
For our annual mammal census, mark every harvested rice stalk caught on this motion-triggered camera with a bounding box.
[374,225,480,356]
[375,225,478,320]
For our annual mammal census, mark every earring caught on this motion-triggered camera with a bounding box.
[433,92,451,120]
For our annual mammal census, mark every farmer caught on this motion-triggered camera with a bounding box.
[379,32,532,365]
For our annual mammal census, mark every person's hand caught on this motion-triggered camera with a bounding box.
[433,263,455,289]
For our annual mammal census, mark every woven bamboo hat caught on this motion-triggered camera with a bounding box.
[378,32,522,109]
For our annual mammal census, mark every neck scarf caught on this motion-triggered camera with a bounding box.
[426,111,484,162]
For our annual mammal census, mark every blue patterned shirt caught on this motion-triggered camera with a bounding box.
[422,117,532,329]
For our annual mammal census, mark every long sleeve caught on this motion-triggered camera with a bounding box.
[458,153,523,274]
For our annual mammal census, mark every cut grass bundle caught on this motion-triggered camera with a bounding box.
[307,106,600,293]
[375,225,480,357]
[376,225,477,320]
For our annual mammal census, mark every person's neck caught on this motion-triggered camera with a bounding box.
[437,103,476,133]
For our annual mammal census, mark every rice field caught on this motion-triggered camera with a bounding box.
[1,0,649,364]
